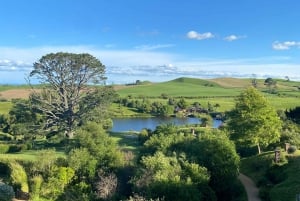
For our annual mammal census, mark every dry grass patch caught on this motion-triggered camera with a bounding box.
[0,89,32,100]
[209,77,253,88]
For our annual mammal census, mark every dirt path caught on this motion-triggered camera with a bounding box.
[238,173,261,201]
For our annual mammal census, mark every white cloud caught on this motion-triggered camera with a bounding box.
[224,34,246,41]
[187,31,215,40]
[134,44,175,51]
[0,45,300,84]
[272,41,300,50]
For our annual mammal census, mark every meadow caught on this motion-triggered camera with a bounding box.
[1,77,300,115]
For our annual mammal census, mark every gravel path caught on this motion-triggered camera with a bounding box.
[238,173,261,201]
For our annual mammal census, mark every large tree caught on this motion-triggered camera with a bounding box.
[29,52,114,138]
[227,87,282,154]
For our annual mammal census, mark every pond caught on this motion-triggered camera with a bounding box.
[111,117,222,132]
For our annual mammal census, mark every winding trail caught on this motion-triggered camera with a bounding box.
[238,173,261,201]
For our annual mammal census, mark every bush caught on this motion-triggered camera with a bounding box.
[30,175,43,198]
[287,145,297,154]
[0,182,15,201]
[8,161,29,193]
[0,133,13,141]
[8,145,22,153]
[0,144,9,153]
[259,185,272,201]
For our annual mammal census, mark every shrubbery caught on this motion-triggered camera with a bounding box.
[0,144,9,153]
[287,145,297,154]
[0,182,15,201]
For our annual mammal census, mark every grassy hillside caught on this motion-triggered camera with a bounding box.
[0,77,299,114]
[116,77,243,97]
[116,77,300,97]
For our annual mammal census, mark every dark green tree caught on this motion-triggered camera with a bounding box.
[172,130,240,201]
[264,77,277,93]
[227,87,282,154]
[28,52,114,138]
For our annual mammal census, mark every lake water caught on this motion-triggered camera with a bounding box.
[111,117,222,132]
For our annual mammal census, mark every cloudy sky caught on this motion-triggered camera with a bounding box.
[0,0,300,84]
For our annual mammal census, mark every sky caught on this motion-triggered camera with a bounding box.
[0,0,300,84]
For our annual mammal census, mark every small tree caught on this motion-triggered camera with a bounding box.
[264,77,277,93]
[227,87,282,154]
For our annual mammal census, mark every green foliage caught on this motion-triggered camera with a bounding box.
[286,106,300,124]
[30,175,43,199]
[68,147,98,179]
[0,182,15,201]
[134,152,211,201]
[0,144,9,153]
[29,52,109,137]
[287,145,297,154]
[227,87,282,154]
[279,120,300,147]
[241,151,300,201]
[30,149,58,177]
[59,181,92,201]
[7,160,29,193]
[40,167,75,200]
[126,194,164,201]
[76,121,124,168]
[198,114,213,127]
[172,130,240,201]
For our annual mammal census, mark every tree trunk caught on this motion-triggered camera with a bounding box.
[257,143,261,154]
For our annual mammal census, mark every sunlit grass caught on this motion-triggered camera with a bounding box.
[0,150,66,161]
[0,101,12,114]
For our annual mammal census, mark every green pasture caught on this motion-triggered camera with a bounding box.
[0,84,31,92]
[0,101,12,114]
[109,131,140,151]
[117,77,243,98]
[0,150,66,161]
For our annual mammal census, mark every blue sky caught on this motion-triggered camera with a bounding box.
[0,0,300,84]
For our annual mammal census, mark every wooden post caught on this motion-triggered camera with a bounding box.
[285,143,290,152]
[274,148,280,163]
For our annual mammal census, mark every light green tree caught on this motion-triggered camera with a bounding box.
[227,87,282,154]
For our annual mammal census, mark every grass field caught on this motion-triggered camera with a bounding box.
[0,149,66,161]
[0,101,12,114]
[116,77,244,97]
[0,77,299,115]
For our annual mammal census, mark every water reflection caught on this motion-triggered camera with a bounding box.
[111,117,222,132]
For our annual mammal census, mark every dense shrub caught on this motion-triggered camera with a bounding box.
[0,182,15,201]
[30,175,43,199]
[287,145,297,154]
[0,132,13,141]
[0,144,9,153]
[8,160,29,193]
[8,145,22,153]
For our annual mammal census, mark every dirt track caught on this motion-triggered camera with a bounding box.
[239,173,261,201]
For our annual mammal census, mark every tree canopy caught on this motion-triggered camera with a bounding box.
[29,52,115,137]
[227,87,282,154]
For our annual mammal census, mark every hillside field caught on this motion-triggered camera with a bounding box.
[0,77,300,114]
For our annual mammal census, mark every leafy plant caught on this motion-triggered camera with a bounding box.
[0,182,15,201]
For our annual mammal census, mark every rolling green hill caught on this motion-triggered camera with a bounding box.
[116,77,300,98]
[116,77,244,97]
